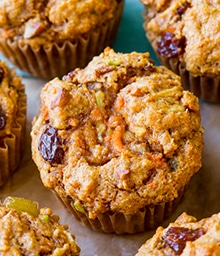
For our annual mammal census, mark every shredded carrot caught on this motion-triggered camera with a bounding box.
[167,27,176,33]
[74,135,85,149]
[115,97,125,110]
[43,108,49,120]
[104,135,111,144]
[108,115,123,128]
[112,126,124,154]
[58,169,63,176]
[90,108,102,121]
[149,183,157,189]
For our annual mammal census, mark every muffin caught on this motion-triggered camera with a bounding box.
[0,61,26,187]
[0,0,124,80]
[0,196,80,255]
[136,212,220,255]
[141,0,220,102]
[31,47,204,234]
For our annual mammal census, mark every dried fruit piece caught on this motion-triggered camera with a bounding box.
[157,32,186,58]
[95,90,105,107]
[41,214,50,223]
[4,196,39,217]
[38,126,64,164]
[107,59,121,66]
[176,2,191,16]
[73,201,86,214]
[96,121,106,142]
[164,226,206,254]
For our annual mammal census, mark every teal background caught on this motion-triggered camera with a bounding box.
[113,0,160,65]
[0,0,160,77]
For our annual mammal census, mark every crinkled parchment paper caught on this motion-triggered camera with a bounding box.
[1,1,220,255]
[0,75,219,256]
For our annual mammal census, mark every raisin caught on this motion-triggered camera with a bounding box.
[38,126,64,164]
[157,32,186,58]
[0,67,4,83]
[164,226,206,254]
[0,112,6,130]
[176,2,191,16]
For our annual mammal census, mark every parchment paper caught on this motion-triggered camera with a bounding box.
[0,1,220,255]
[1,77,220,256]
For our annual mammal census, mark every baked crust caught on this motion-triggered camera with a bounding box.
[0,0,119,46]
[0,198,80,255]
[31,47,204,219]
[141,0,220,78]
[136,212,220,256]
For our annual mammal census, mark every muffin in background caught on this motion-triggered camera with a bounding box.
[31,47,204,234]
[0,0,124,80]
[136,212,220,255]
[0,196,80,255]
[0,61,26,187]
[141,0,220,102]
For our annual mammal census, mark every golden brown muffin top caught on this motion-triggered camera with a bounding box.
[141,0,220,78]
[0,61,25,138]
[0,0,119,45]
[136,212,220,256]
[0,197,80,255]
[31,47,203,219]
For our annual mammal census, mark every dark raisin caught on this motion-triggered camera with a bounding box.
[38,126,64,164]
[0,112,6,130]
[164,226,206,254]
[0,67,4,83]
[176,2,191,16]
[157,32,186,58]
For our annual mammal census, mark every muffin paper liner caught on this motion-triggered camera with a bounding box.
[0,89,26,186]
[142,9,220,103]
[0,0,124,80]
[52,184,187,235]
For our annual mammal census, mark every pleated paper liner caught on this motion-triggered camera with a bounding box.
[0,0,124,80]
[0,88,26,187]
[52,183,187,235]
